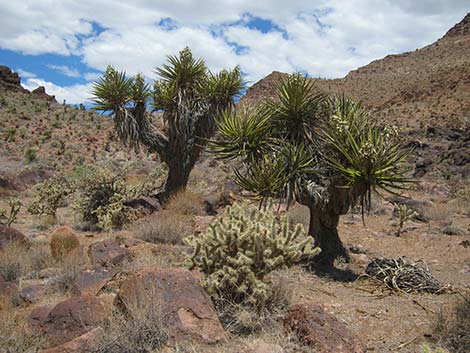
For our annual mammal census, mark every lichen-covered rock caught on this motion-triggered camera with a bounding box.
[116,267,226,343]
[284,303,365,353]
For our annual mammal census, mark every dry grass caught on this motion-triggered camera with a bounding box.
[216,276,292,335]
[96,286,168,353]
[50,252,86,293]
[134,211,193,245]
[165,190,205,216]
[0,242,52,283]
[433,293,470,353]
[0,310,45,353]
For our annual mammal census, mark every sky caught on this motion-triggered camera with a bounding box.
[0,1,468,104]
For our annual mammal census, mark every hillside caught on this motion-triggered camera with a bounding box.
[241,13,470,179]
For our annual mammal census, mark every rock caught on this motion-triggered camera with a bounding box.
[116,268,226,343]
[460,240,470,248]
[351,254,370,268]
[19,283,49,304]
[194,215,215,235]
[70,268,116,297]
[441,224,465,236]
[16,168,53,187]
[284,303,366,353]
[0,281,18,310]
[28,296,106,347]
[248,342,284,353]
[0,171,24,192]
[0,66,22,86]
[88,239,131,268]
[40,327,104,353]
[31,86,56,102]
[124,196,161,212]
[0,225,29,251]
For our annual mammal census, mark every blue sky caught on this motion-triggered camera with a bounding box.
[0,1,468,104]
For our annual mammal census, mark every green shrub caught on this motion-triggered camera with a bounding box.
[74,168,137,231]
[0,199,21,226]
[24,148,37,162]
[186,201,319,305]
[28,177,73,216]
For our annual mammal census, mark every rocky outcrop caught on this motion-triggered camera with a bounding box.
[444,12,470,38]
[0,66,21,86]
[284,303,366,353]
[116,267,226,344]
[31,86,56,103]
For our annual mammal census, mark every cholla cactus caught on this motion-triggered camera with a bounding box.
[394,203,418,236]
[28,177,72,216]
[186,201,319,304]
[0,199,21,226]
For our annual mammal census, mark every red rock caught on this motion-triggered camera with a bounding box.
[116,268,226,343]
[70,268,116,297]
[88,239,131,267]
[248,343,284,353]
[0,225,29,250]
[40,327,104,353]
[284,303,366,353]
[28,296,106,347]
[17,168,53,186]
[0,281,18,310]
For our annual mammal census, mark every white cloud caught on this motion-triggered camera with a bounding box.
[16,68,37,79]
[1,0,468,92]
[21,77,92,104]
[47,65,81,78]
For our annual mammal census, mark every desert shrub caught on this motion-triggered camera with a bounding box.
[165,190,205,216]
[51,252,85,293]
[24,148,37,163]
[420,344,447,353]
[0,199,21,226]
[135,211,193,245]
[96,291,168,353]
[432,294,470,353]
[0,311,44,353]
[217,277,292,335]
[186,201,319,305]
[28,177,73,216]
[74,168,137,231]
[49,232,80,261]
[0,243,51,283]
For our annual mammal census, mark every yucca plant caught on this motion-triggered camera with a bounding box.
[92,47,243,200]
[211,74,413,267]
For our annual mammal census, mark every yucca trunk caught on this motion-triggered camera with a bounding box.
[308,206,347,267]
[162,158,193,199]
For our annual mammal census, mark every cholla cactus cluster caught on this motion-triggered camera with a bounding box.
[186,201,319,304]
[28,178,72,216]
[0,199,21,226]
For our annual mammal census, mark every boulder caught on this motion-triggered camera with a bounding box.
[0,225,29,250]
[0,280,18,310]
[19,283,49,305]
[0,171,24,192]
[28,296,106,347]
[124,196,161,212]
[0,66,21,86]
[40,327,103,353]
[17,168,53,187]
[88,239,131,268]
[70,268,116,297]
[116,268,226,344]
[284,303,365,353]
[31,86,56,102]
